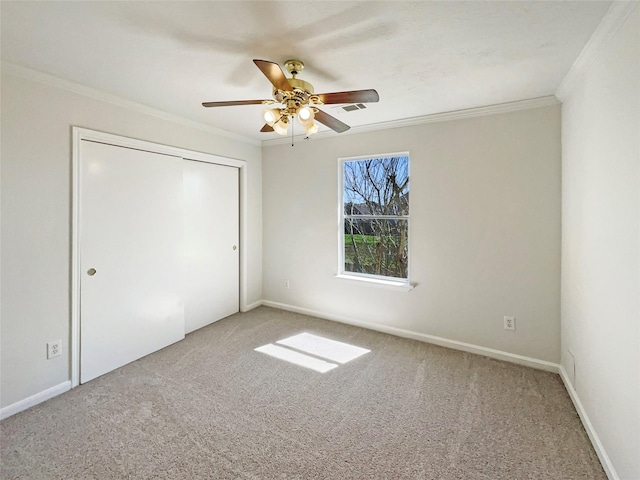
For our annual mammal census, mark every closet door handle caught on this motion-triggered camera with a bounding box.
[232,245,237,251]
[87,268,97,276]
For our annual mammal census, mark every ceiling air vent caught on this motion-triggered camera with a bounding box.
[342,103,367,112]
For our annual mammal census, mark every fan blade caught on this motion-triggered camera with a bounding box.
[260,124,274,132]
[253,59,293,92]
[202,100,272,107]
[315,89,379,105]
[315,110,350,133]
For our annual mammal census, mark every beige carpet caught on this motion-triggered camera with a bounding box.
[1,307,605,479]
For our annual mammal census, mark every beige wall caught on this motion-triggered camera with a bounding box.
[0,68,563,420]
[559,6,639,479]
[0,71,263,408]
[262,104,561,363]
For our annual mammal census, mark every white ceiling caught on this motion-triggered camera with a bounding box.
[1,1,611,142]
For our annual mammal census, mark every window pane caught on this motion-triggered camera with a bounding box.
[344,218,408,279]
[343,156,409,216]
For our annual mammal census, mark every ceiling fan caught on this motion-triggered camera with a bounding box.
[202,59,379,137]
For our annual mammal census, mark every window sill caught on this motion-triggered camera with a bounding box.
[335,274,416,291]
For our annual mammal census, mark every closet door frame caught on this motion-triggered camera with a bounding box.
[70,127,248,388]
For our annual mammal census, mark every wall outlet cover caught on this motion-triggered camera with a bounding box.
[504,316,516,330]
[47,340,62,359]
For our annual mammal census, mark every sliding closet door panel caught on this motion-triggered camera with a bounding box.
[80,140,185,383]
[184,160,239,334]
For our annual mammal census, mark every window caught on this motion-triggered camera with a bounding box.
[339,153,410,283]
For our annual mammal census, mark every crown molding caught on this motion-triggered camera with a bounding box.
[556,1,639,101]
[261,95,559,147]
[2,61,560,150]
[1,61,261,146]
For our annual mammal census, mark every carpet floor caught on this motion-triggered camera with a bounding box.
[1,306,605,479]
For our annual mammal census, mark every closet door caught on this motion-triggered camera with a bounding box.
[80,140,185,383]
[183,160,239,334]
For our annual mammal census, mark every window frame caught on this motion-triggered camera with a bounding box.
[337,152,411,288]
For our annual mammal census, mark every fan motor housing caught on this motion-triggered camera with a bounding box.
[288,78,314,94]
[273,77,314,107]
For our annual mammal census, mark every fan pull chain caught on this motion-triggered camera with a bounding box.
[291,116,294,147]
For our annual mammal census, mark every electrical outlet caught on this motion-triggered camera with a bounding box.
[504,316,516,330]
[284,280,290,289]
[47,340,62,359]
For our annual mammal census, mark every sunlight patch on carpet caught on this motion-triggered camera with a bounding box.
[255,333,370,373]
[254,344,339,373]
[276,333,370,364]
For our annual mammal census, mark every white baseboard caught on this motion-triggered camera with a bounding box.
[242,300,264,312]
[261,300,560,373]
[559,366,619,480]
[1,381,71,421]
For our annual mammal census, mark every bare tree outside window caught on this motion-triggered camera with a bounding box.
[342,154,409,279]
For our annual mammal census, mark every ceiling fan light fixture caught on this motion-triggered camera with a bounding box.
[273,116,289,136]
[305,122,319,136]
[263,108,281,126]
[298,105,314,122]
